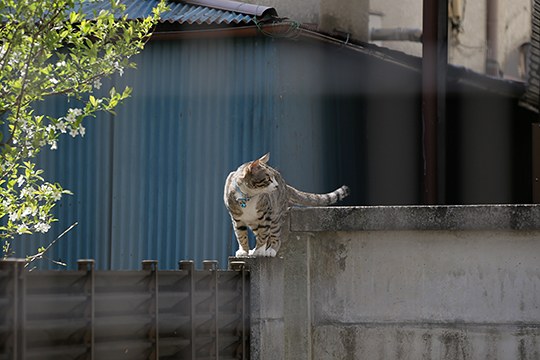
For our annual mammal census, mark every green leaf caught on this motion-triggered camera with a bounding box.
[89,95,97,107]
[69,11,79,24]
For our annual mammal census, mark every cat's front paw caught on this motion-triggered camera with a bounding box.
[235,249,249,257]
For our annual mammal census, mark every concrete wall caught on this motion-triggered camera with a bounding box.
[245,205,540,359]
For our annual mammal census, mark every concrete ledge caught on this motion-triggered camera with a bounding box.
[289,204,540,232]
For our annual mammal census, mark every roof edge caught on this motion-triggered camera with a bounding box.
[182,0,277,17]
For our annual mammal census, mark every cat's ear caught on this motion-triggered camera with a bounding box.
[259,153,270,164]
[249,153,269,170]
[249,158,261,171]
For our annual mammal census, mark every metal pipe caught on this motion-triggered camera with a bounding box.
[422,0,448,204]
[370,28,422,42]
[486,0,500,76]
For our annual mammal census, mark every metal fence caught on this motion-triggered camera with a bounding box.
[0,258,249,360]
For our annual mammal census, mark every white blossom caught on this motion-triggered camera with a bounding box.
[20,187,32,198]
[66,108,82,123]
[51,190,62,201]
[114,61,124,77]
[70,127,78,137]
[8,212,18,222]
[93,78,102,89]
[21,207,33,218]
[50,141,57,150]
[78,124,86,137]
[16,175,25,187]
[57,121,67,133]
[66,112,76,123]
[35,222,51,233]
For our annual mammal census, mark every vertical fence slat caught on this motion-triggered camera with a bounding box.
[16,260,25,360]
[142,260,159,360]
[78,259,95,360]
[179,260,196,360]
[203,260,219,359]
[0,259,25,360]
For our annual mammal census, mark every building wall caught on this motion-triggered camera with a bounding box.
[248,205,540,359]
[241,0,370,41]
[241,0,531,77]
[369,0,423,57]
[447,0,487,73]
[369,0,531,77]
[499,0,531,78]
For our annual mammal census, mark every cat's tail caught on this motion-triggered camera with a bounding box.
[287,185,350,206]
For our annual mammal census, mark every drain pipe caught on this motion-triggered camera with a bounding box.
[370,28,422,42]
[422,0,448,204]
[486,0,500,76]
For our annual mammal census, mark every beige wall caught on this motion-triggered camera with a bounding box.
[242,0,369,41]
[245,0,531,77]
[369,0,531,77]
[369,0,423,57]
[448,0,487,73]
[499,0,531,79]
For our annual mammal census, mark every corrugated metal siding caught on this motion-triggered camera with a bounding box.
[81,0,257,25]
[107,38,280,269]
[15,37,283,270]
[106,41,280,268]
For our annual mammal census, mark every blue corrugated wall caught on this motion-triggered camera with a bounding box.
[14,36,345,269]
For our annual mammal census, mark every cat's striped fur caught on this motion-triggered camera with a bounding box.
[224,153,349,257]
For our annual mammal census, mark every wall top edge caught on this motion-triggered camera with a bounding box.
[289,204,540,232]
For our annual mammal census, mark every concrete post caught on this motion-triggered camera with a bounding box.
[240,257,285,360]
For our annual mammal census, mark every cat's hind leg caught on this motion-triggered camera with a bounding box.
[250,224,271,257]
[265,222,281,257]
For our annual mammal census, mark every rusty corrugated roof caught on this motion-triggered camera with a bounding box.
[82,0,277,25]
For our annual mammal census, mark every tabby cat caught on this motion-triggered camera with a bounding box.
[223,153,349,257]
